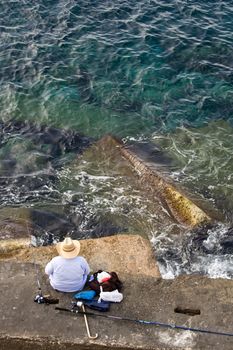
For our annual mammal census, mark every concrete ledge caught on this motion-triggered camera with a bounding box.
[1,261,233,350]
[0,337,138,350]
[0,238,31,257]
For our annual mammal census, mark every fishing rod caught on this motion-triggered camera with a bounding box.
[55,306,233,338]
[34,262,59,305]
[26,219,58,305]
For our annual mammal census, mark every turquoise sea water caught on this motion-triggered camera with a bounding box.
[1,0,233,278]
[2,1,233,136]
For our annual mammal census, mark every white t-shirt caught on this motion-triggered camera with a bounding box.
[45,256,90,292]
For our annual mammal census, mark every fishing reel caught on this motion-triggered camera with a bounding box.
[34,293,59,304]
[71,300,110,312]
[72,301,83,307]
[70,301,83,311]
[34,294,45,304]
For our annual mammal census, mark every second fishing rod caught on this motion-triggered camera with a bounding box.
[55,305,233,338]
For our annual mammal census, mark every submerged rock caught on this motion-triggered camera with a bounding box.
[118,137,212,227]
[0,119,92,160]
[30,209,74,237]
[0,120,92,164]
[0,119,93,206]
[0,204,129,249]
[69,212,128,239]
[58,134,179,239]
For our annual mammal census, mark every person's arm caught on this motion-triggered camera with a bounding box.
[82,258,90,275]
[45,260,54,276]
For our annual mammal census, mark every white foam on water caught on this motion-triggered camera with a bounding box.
[74,172,114,181]
[191,255,233,280]
[158,264,178,279]
[151,222,233,279]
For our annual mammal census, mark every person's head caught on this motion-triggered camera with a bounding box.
[56,237,80,259]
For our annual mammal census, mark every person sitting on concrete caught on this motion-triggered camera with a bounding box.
[45,237,90,292]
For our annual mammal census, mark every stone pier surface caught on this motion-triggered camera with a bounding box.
[1,234,233,350]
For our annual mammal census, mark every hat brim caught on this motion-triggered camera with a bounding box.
[56,240,80,259]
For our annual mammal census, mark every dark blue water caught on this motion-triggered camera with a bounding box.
[1,0,233,278]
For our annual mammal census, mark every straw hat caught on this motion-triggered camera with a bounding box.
[56,237,80,259]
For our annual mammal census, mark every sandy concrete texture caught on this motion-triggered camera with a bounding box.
[1,260,233,350]
[0,234,161,278]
